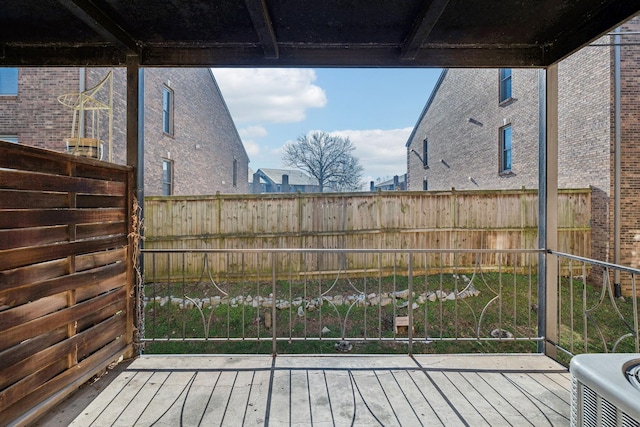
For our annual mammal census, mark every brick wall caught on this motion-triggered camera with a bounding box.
[141,68,249,195]
[619,19,640,285]
[406,36,615,266]
[0,68,79,150]
[1,67,249,196]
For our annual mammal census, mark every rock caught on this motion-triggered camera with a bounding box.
[246,295,253,302]
[292,297,303,307]
[369,296,380,305]
[321,326,331,334]
[417,294,426,304]
[367,292,377,300]
[446,292,456,300]
[276,300,290,310]
[333,295,343,306]
[262,299,273,308]
[380,297,393,306]
[397,301,409,309]
[427,292,437,302]
[297,306,305,317]
[393,289,410,299]
[490,328,513,339]
[335,341,352,352]
[462,275,471,283]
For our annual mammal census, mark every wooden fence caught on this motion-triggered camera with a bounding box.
[0,140,134,426]
[144,189,591,278]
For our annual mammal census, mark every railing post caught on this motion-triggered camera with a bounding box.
[538,66,559,358]
[272,252,277,356]
[408,253,414,355]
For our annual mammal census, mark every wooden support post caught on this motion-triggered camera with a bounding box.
[126,56,144,358]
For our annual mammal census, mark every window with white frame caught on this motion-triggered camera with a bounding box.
[232,159,238,187]
[422,138,428,168]
[162,85,174,135]
[499,68,512,103]
[162,159,173,195]
[500,125,512,173]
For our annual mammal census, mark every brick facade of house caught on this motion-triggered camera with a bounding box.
[0,67,249,196]
[407,22,640,278]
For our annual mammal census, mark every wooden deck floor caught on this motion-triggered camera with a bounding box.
[67,354,570,426]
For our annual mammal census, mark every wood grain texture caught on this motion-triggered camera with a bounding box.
[0,140,134,425]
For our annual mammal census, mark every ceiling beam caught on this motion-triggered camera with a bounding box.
[543,2,640,65]
[140,44,544,68]
[243,0,279,59]
[401,0,451,60]
[58,0,139,55]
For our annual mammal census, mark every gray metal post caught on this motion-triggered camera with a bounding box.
[538,66,559,357]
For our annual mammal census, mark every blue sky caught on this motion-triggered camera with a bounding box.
[212,68,443,185]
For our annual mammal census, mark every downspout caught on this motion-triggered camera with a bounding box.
[614,27,622,298]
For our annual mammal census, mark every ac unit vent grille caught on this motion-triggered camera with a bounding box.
[572,380,640,427]
[622,413,640,427]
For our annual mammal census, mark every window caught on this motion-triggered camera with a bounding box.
[499,68,512,102]
[162,85,174,135]
[0,68,18,95]
[500,125,512,173]
[162,159,173,195]
[422,138,428,168]
[422,179,428,191]
[232,159,238,187]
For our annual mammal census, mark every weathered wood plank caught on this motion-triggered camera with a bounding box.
[0,313,125,391]
[77,221,126,240]
[1,339,129,425]
[0,357,69,414]
[76,247,127,272]
[0,262,126,318]
[76,194,126,208]
[0,328,67,376]
[0,287,126,352]
[0,235,126,271]
[0,259,68,292]
[0,190,69,209]
[0,293,67,331]
[0,208,124,229]
[0,169,126,195]
[0,226,68,250]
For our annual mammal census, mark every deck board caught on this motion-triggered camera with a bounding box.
[68,354,570,426]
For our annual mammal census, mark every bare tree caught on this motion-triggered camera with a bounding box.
[283,131,364,192]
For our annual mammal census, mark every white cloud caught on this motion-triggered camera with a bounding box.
[329,128,412,180]
[212,69,327,124]
[243,140,261,157]
[239,125,268,139]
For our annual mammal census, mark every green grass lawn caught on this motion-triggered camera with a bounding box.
[141,271,638,361]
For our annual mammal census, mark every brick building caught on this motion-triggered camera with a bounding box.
[406,19,640,273]
[0,67,249,196]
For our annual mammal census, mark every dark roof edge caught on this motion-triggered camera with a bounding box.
[405,69,448,147]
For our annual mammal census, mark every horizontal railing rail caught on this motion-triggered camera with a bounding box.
[141,248,545,355]
[548,250,640,361]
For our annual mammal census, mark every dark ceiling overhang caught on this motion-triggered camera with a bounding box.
[2,0,640,68]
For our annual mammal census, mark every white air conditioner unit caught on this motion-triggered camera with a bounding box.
[570,353,640,426]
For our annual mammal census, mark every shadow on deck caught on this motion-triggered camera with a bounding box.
[38,354,570,426]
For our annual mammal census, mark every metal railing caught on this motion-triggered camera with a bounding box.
[549,250,640,359]
[140,248,545,355]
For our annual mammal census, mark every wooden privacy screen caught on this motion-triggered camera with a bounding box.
[0,140,134,425]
